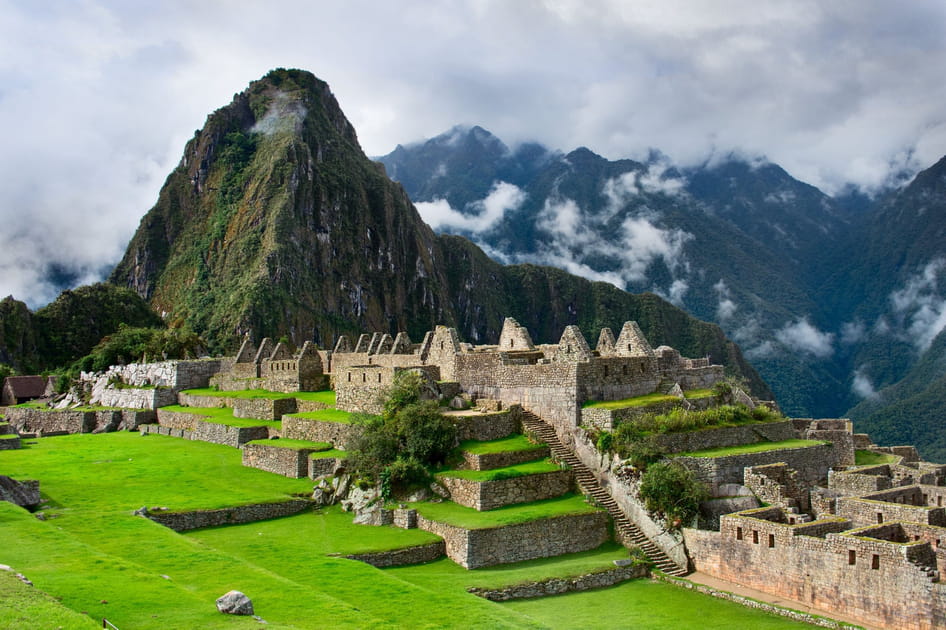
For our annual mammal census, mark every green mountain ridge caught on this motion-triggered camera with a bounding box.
[107,68,769,397]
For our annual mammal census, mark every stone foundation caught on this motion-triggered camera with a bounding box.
[232,397,297,421]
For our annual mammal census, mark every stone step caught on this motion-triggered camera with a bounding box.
[521,411,688,577]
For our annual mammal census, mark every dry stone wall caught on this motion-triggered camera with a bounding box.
[468,564,648,601]
[155,409,272,447]
[233,397,297,421]
[462,446,550,471]
[242,442,327,478]
[282,416,360,449]
[675,443,841,492]
[654,421,796,454]
[5,408,94,435]
[416,511,609,569]
[452,408,521,442]
[438,470,573,511]
[94,387,177,410]
[685,510,946,630]
[344,542,445,568]
[145,500,311,532]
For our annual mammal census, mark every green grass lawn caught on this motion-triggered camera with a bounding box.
[678,439,826,458]
[0,432,816,629]
[411,494,601,529]
[181,388,336,405]
[0,568,97,629]
[437,459,561,482]
[584,389,718,410]
[460,434,546,455]
[284,409,360,424]
[502,579,813,629]
[159,404,281,429]
[246,438,332,451]
[309,448,347,460]
[854,450,898,465]
[0,435,18,440]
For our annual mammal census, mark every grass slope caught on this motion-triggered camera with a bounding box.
[182,388,336,405]
[437,459,560,482]
[0,432,814,629]
[678,439,826,458]
[460,434,546,455]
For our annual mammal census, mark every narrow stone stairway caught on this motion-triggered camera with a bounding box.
[520,410,689,576]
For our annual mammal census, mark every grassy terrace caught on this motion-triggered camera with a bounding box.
[245,438,332,451]
[0,434,19,440]
[159,404,280,429]
[678,439,827,458]
[437,459,561,482]
[410,494,600,529]
[284,408,362,424]
[460,434,546,455]
[0,432,814,629]
[855,450,899,465]
[181,388,336,405]
[309,448,347,460]
[583,388,714,410]
[12,402,131,412]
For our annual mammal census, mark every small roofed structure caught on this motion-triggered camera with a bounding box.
[1,376,53,406]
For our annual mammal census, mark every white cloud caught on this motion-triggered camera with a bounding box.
[840,320,866,345]
[775,317,835,358]
[889,258,946,352]
[851,366,879,399]
[602,163,686,216]
[415,181,526,232]
[2,1,946,305]
[713,279,737,321]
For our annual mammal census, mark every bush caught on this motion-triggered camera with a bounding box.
[620,436,665,470]
[638,462,707,527]
[596,431,614,452]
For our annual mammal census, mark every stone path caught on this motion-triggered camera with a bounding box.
[683,572,876,629]
[520,411,688,576]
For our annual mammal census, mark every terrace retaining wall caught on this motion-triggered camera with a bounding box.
[242,442,329,478]
[462,446,550,471]
[468,563,648,601]
[344,541,446,568]
[144,500,311,532]
[452,407,521,442]
[675,442,841,491]
[438,470,574,511]
[416,511,609,569]
[282,416,360,449]
[155,409,272,447]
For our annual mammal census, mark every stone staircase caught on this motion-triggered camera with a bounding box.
[520,411,688,576]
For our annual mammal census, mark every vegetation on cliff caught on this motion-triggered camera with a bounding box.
[109,68,770,397]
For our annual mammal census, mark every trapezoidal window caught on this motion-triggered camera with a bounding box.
[848,550,856,565]
[347,372,352,382]
[736,527,743,540]
[768,534,775,548]
[877,512,884,524]
[362,373,366,383]
[377,373,382,383]
[871,554,880,570]
[622,365,628,376]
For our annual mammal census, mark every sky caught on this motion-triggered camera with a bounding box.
[1,0,945,308]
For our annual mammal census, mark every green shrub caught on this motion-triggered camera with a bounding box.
[620,436,665,470]
[596,431,614,452]
[638,462,707,527]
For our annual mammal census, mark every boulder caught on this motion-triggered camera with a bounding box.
[215,590,254,616]
[0,476,40,509]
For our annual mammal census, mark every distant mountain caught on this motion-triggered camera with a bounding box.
[0,283,163,373]
[110,69,768,396]
[378,126,946,458]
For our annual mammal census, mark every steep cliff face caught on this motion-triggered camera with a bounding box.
[112,69,454,351]
[111,69,769,397]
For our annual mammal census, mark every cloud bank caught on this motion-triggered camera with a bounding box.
[1,1,945,306]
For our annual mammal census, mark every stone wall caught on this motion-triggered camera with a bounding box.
[308,454,345,479]
[653,420,797,454]
[335,365,439,414]
[416,511,609,569]
[232,397,298,421]
[344,542,445,568]
[743,463,809,511]
[675,442,841,492]
[4,407,94,435]
[452,408,522,442]
[144,500,311,532]
[155,409,272,447]
[837,487,946,527]
[438,470,573,511]
[468,563,648,601]
[568,425,689,571]
[0,436,22,450]
[685,510,946,630]
[242,442,329,478]
[177,392,232,408]
[461,445,550,471]
[282,415,360,449]
[91,359,225,392]
[94,387,177,410]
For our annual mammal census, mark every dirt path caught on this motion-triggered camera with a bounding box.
[680,571,878,630]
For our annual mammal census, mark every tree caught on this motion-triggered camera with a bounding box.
[638,461,708,527]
